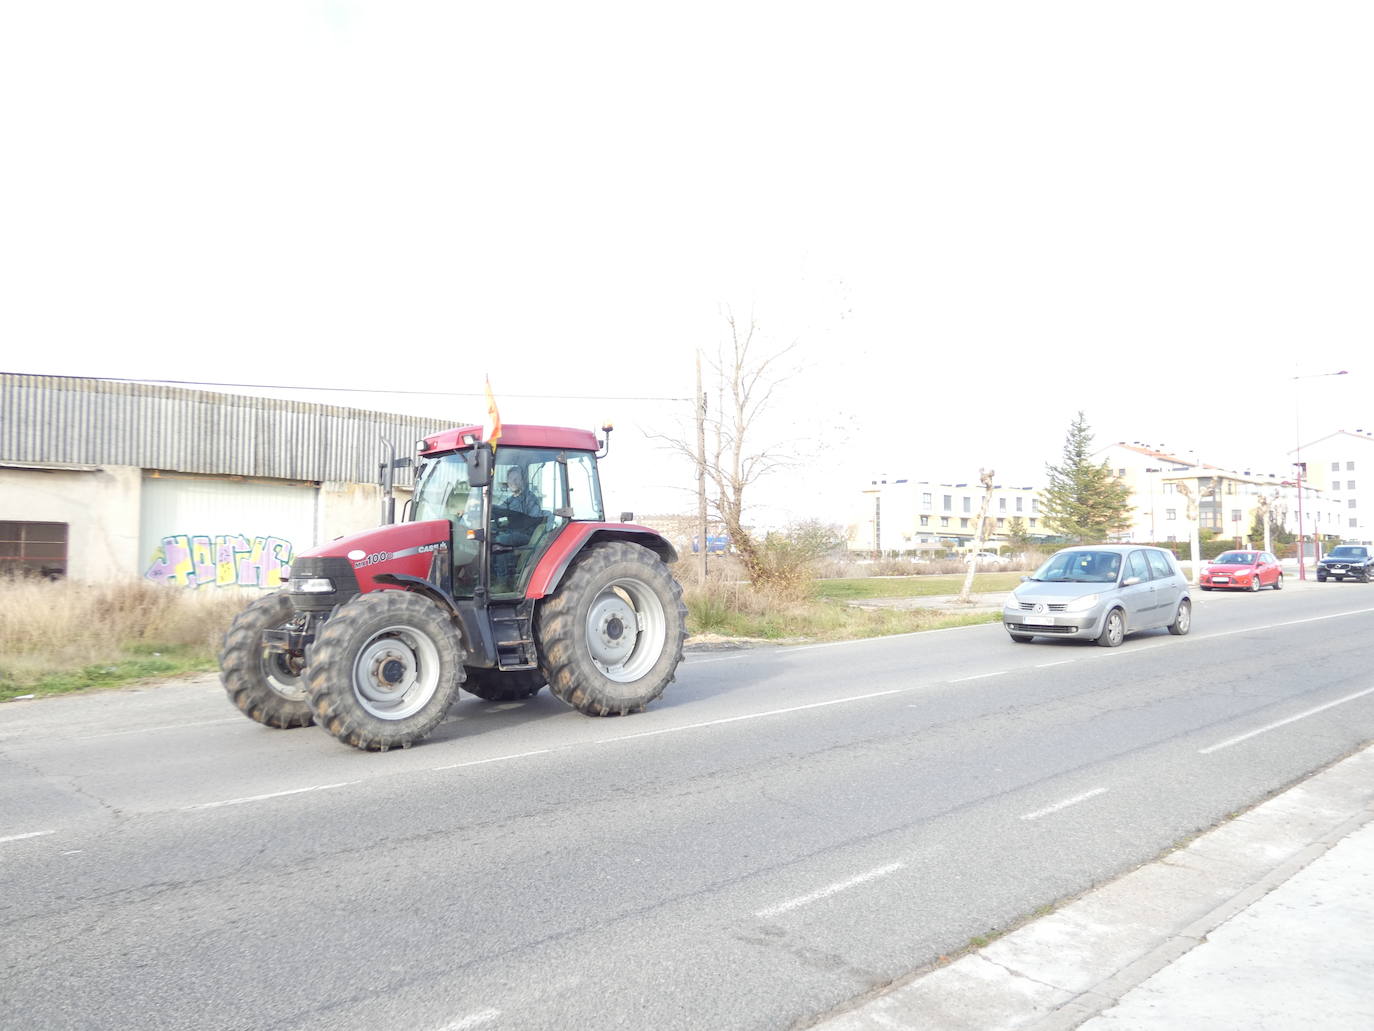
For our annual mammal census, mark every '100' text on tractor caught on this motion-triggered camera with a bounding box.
[219,423,687,750]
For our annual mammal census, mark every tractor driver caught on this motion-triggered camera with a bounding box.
[492,467,545,588]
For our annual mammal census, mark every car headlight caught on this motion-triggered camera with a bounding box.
[1003,594,1022,611]
[1063,593,1100,612]
[290,577,336,594]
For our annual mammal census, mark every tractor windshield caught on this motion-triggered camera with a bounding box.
[413,447,604,598]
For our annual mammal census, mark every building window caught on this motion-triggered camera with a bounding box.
[921,493,932,508]
[962,497,971,513]
[1352,518,1359,528]
[998,498,1006,511]
[1332,462,1341,471]
[0,521,68,578]
[1029,518,1037,528]
[1016,497,1024,512]
[1348,461,1356,470]
[1163,482,1177,494]
[940,517,949,527]
[1166,508,1177,520]
[1350,499,1358,508]
[960,518,970,528]
[1031,498,1039,513]
[997,517,1005,527]
[1118,468,1126,476]
[920,515,929,526]
[943,495,952,511]
[1349,480,1357,490]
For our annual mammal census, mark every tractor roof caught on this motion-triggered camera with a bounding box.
[419,424,600,456]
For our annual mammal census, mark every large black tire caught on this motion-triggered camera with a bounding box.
[219,591,314,729]
[462,667,545,701]
[304,591,465,751]
[535,541,687,716]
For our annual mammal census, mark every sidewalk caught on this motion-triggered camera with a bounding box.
[813,744,1374,1030]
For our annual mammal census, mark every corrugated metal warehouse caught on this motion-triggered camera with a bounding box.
[0,373,457,587]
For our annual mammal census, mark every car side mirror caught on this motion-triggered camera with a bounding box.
[1122,576,1143,586]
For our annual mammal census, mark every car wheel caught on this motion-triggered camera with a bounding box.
[1273,573,1283,590]
[1317,575,1327,582]
[1249,574,1261,593]
[1096,608,1125,648]
[1167,598,1191,636]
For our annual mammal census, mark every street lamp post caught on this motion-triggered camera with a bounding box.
[1291,369,1349,579]
[1144,467,1161,541]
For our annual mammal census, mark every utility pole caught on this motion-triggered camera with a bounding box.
[695,350,708,582]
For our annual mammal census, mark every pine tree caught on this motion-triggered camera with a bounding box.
[1041,412,1134,543]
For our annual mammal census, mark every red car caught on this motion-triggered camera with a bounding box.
[1200,550,1283,592]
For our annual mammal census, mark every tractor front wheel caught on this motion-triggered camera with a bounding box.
[536,542,687,716]
[305,591,464,751]
[219,591,314,729]
[462,668,545,701]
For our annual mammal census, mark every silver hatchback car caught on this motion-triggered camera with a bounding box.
[1003,545,1191,647]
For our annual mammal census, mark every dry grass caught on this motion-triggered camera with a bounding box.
[0,577,252,699]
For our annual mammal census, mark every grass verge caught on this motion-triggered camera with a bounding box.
[2,571,1008,703]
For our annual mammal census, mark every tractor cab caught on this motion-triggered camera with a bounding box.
[411,424,606,600]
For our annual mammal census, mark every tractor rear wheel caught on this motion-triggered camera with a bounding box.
[462,668,545,701]
[304,591,464,751]
[219,591,314,729]
[536,542,687,716]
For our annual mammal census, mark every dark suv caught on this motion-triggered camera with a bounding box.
[1316,544,1373,582]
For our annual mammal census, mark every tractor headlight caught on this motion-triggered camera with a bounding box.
[290,577,336,594]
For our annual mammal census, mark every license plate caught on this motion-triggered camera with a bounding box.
[1025,615,1053,626]
[1214,576,1229,583]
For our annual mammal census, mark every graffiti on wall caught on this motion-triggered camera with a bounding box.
[144,534,293,589]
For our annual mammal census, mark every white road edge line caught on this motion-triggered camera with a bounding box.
[756,862,906,919]
[436,1007,501,1031]
[951,671,1007,682]
[432,749,551,771]
[598,689,904,744]
[1021,787,1108,821]
[0,830,55,844]
[182,782,355,811]
[1199,686,1374,755]
[1035,660,1075,668]
[75,718,242,741]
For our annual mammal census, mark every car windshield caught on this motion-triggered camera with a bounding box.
[1215,551,1257,564]
[1030,550,1122,584]
[1329,546,1368,558]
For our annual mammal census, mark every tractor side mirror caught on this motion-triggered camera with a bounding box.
[465,447,493,487]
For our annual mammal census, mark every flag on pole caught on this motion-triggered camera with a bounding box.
[482,377,502,451]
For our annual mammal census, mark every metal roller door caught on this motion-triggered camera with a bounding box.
[138,473,317,590]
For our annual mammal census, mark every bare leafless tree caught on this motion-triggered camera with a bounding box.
[656,308,796,585]
[958,469,996,603]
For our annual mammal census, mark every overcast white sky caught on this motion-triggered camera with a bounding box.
[2,2,1370,528]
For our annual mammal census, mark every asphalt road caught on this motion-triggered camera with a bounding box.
[3,579,1373,1030]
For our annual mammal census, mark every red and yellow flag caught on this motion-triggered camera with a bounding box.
[482,377,502,451]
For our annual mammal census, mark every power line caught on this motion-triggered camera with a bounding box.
[13,372,691,403]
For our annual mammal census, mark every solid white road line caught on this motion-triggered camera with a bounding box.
[1199,686,1374,755]
[74,718,242,741]
[0,830,55,845]
[436,1007,501,1031]
[598,689,904,745]
[432,749,550,771]
[1021,787,1108,821]
[756,862,906,919]
[951,671,1007,682]
[181,782,355,811]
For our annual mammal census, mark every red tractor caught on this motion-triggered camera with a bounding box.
[219,423,687,751]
